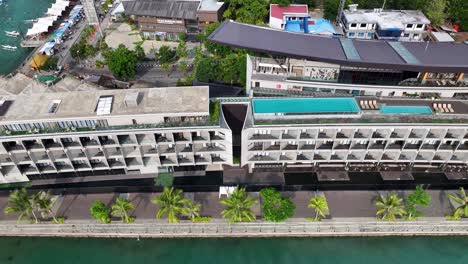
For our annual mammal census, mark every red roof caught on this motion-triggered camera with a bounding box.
[270,4,308,20]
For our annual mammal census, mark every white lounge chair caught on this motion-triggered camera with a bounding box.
[448,104,455,113]
[432,103,439,112]
[372,100,378,109]
[442,104,449,113]
[437,103,445,113]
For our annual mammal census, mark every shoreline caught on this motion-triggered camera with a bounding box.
[1,219,467,238]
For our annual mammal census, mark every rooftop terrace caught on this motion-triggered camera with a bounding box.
[0,86,209,123]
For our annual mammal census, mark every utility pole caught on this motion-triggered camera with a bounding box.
[335,0,346,26]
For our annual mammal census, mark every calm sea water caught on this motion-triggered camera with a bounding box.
[0,237,467,264]
[0,0,54,75]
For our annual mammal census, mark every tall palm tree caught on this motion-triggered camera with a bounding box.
[375,193,406,221]
[220,187,257,224]
[182,200,201,221]
[111,198,135,223]
[308,195,329,221]
[4,188,34,223]
[31,191,59,223]
[152,187,189,223]
[448,187,468,220]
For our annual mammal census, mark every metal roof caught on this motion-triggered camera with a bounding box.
[122,0,200,20]
[208,21,468,73]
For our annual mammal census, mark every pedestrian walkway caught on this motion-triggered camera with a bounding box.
[0,218,467,238]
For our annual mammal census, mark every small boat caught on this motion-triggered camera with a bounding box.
[24,19,38,23]
[1,45,17,51]
[5,31,20,37]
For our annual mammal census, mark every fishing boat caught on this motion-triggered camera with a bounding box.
[5,31,20,37]
[1,45,17,51]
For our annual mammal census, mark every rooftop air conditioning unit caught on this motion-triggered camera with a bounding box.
[348,4,358,12]
[124,92,142,107]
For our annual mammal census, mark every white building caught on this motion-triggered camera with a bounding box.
[0,86,232,184]
[341,5,430,41]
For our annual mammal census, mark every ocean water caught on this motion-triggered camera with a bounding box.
[0,236,467,264]
[0,0,54,75]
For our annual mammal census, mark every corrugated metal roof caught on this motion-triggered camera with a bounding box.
[122,0,199,20]
[208,21,468,73]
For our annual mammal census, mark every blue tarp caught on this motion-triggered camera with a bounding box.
[68,5,83,23]
[308,19,336,35]
[51,22,71,42]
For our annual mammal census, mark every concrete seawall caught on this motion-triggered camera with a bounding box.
[1,219,468,238]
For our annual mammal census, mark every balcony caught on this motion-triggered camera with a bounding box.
[250,134,277,140]
[299,133,314,139]
[24,142,44,151]
[142,148,158,156]
[386,143,403,150]
[334,144,350,150]
[318,133,330,139]
[197,145,224,152]
[282,144,298,151]
[177,158,193,165]
[73,163,91,170]
[173,133,189,142]
[336,133,349,139]
[279,155,292,161]
[265,144,281,151]
[282,133,296,140]
[81,139,100,147]
[62,141,81,148]
[118,136,137,145]
[5,145,25,152]
[209,132,224,141]
[249,144,263,151]
[351,144,367,150]
[249,155,274,162]
[371,132,385,139]
[404,144,421,150]
[91,163,108,169]
[55,164,73,171]
[195,155,209,163]
[159,147,176,154]
[299,144,315,150]
[43,140,62,149]
[101,139,118,146]
[296,154,309,161]
[108,160,125,168]
[439,144,456,151]
[316,143,333,150]
[211,155,225,163]
[369,144,385,150]
[390,132,404,138]
[354,133,367,139]
[420,144,438,151]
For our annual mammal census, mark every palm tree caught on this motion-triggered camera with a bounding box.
[31,191,59,223]
[183,200,201,221]
[375,193,406,221]
[111,198,135,223]
[448,187,468,220]
[4,188,34,223]
[152,187,189,223]
[308,195,329,221]
[220,187,257,224]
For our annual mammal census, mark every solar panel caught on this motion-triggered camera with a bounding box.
[387,41,420,64]
[96,96,113,116]
[339,38,361,61]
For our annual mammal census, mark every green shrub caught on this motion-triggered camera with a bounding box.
[39,57,58,71]
[210,100,220,124]
[259,188,295,222]
[192,216,211,222]
[154,172,174,187]
[90,200,111,223]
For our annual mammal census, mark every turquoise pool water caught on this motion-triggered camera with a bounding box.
[380,106,433,115]
[253,98,360,114]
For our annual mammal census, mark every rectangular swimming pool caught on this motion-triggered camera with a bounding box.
[253,98,360,114]
[380,106,433,115]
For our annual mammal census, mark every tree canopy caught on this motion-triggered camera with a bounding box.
[157,45,176,64]
[104,44,138,80]
[223,0,269,25]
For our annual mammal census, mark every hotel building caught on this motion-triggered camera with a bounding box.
[0,86,232,184]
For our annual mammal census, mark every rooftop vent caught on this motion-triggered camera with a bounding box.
[96,96,113,116]
[348,4,358,12]
[47,100,61,114]
[124,91,142,107]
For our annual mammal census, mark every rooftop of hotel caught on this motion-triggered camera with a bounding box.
[251,97,468,126]
[342,9,430,29]
[209,21,468,73]
[0,86,209,123]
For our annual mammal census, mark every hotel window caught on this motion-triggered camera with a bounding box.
[416,24,424,29]
[360,23,366,28]
[348,32,355,37]
[367,33,374,38]
[406,24,413,29]
[350,23,357,28]
[358,32,364,38]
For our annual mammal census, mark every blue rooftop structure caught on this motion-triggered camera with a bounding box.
[308,19,336,35]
